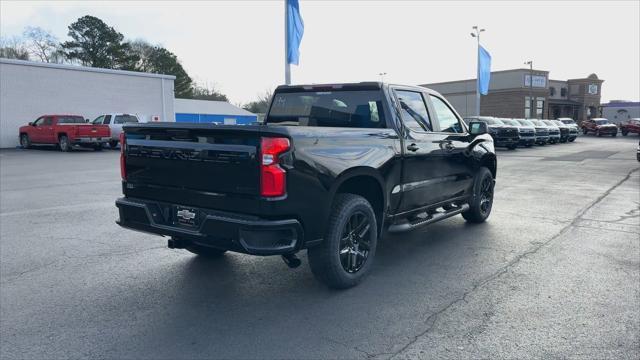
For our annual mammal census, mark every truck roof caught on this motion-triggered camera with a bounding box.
[275,82,437,94]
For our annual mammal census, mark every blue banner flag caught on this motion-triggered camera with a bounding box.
[478,45,491,95]
[287,0,304,65]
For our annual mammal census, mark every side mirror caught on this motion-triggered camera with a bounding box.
[28,122,34,126]
[469,121,488,136]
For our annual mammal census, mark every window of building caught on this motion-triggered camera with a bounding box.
[525,96,531,118]
[549,87,556,96]
[536,97,545,119]
[560,88,567,97]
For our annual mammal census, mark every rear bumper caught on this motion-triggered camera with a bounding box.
[73,137,109,144]
[115,197,304,255]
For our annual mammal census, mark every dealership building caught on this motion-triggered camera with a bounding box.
[0,59,255,148]
[422,69,604,122]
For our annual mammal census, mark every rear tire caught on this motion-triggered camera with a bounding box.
[507,144,517,150]
[583,128,588,135]
[58,135,71,152]
[20,134,31,149]
[308,194,378,289]
[109,140,119,149]
[462,167,494,224]
[94,144,103,151]
[186,244,227,258]
[622,130,628,136]
[612,133,617,137]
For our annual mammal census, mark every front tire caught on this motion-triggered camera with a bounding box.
[58,135,71,152]
[109,140,119,149]
[20,134,31,149]
[583,128,588,135]
[462,167,494,223]
[622,130,628,136]
[308,194,378,289]
[507,144,517,150]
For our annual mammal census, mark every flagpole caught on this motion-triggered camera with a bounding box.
[471,26,485,116]
[284,0,291,85]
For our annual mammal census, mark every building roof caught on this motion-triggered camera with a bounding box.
[0,58,176,79]
[174,98,256,116]
[421,68,549,86]
[601,101,640,107]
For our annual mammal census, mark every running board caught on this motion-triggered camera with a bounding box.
[387,204,470,233]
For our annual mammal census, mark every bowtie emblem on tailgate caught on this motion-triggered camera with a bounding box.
[176,209,196,220]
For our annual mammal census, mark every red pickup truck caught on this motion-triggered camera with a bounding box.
[19,115,111,151]
[581,118,618,137]
[619,118,640,136]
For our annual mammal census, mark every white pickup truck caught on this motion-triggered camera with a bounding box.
[92,114,140,148]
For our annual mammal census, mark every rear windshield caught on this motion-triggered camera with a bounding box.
[114,115,139,124]
[57,116,86,124]
[266,90,386,128]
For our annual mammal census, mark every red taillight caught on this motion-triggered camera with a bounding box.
[260,137,290,197]
[120,132,126,181]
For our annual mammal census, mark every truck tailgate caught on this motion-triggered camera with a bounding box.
[76,124,110,137]
[123,125,271,197]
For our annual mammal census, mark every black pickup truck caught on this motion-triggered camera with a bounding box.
[116,83,497,288]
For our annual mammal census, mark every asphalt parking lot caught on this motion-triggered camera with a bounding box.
[1,136,639,359]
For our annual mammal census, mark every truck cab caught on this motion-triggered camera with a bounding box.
[92,113,140,148]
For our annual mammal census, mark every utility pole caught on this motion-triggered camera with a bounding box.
[525,60,533,118]
[470,26,485,116]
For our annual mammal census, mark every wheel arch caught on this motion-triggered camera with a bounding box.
[329,167,387,235]
[479,153,497,179]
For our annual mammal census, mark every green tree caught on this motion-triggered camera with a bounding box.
[62,15,138,70]
[0,36,30,60]
[130,40,193,98]
[191,83,228,102]
[242,90,273,114]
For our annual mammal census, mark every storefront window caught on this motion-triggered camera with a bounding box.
[525,96,531,118]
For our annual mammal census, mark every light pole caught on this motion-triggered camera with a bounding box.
[378,72,387,82]
[470,26,485,116]
[525,60,533,118]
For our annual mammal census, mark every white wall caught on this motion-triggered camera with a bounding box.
[0,59,175,148]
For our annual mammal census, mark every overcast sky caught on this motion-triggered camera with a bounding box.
[1,0,638,104]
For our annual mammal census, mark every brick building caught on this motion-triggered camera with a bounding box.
[421,69,603,122]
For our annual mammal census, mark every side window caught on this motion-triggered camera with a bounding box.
[43,117,53,126]
[114,116,123,124]
[92,116,104,125]
[104,115,112,124]
[430,95,462,133]
[394,90,432,132]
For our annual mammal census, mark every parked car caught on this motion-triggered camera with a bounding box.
[516,119,549,145]
[19,114,111,151]
[499,118,535,147]
[116,82,498,289]
[619,118,640,136]
[542,120,568,143]
[581,118,618,137]
[530,119,560,144]
[92,113,140,148]
[557,117,579,134]
[552,120,577,142]
[463,116,519,149]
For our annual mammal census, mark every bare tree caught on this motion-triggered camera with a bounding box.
[23,26,64,63]
[0,36,30,60]
[243,90,274,114]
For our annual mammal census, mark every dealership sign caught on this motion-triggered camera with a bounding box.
[524,74,547,88]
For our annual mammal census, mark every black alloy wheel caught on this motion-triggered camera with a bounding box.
[339,211,371,273]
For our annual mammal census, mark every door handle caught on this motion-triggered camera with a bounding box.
[407,143,419,152]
